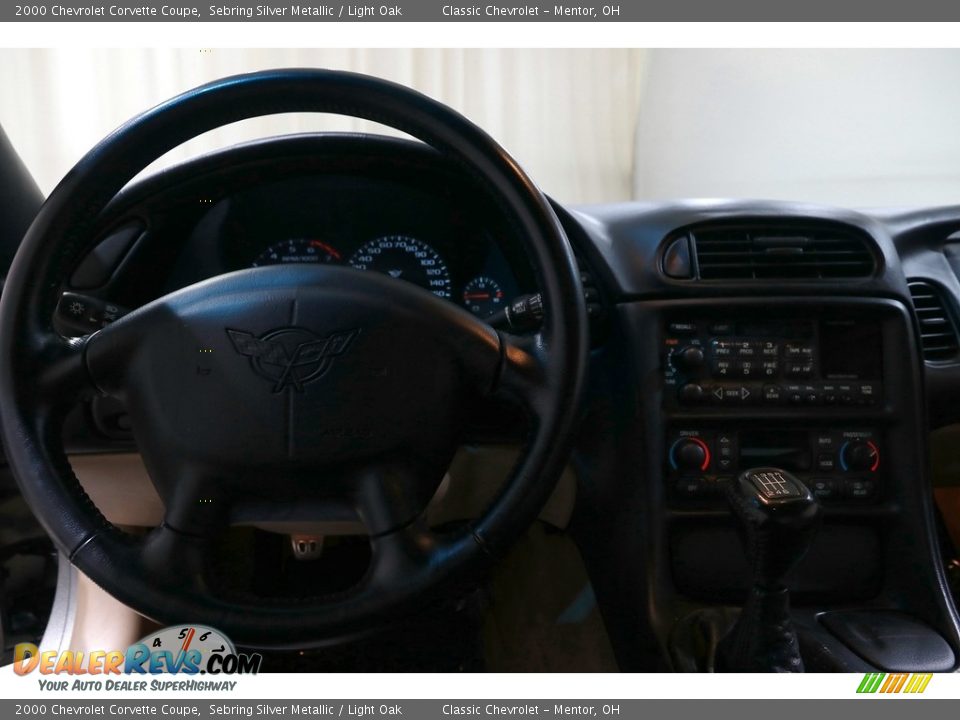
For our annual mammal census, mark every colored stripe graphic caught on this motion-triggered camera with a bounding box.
[857,672,932,694]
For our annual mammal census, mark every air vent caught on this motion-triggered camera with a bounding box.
[908,280,960,363]
[688,224,877,280]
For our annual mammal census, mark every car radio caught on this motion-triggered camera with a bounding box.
[662,316,883,408]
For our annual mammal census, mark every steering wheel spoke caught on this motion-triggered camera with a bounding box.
[365,515,444,590]
[353,459,447,537]
[31,334,98,412]
[138,523,215,594]
[493,330,551,411]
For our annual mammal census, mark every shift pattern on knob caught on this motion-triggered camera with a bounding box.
[748,470,803,501]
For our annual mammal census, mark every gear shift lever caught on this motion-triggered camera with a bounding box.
[715,467,822,672]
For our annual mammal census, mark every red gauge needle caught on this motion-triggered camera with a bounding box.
[464,293,491,300]
[309,240,341,260]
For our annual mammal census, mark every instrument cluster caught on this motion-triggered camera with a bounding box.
[175,172,530,319]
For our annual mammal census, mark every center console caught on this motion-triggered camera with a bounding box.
[624,296,959,672]
[661,313,885,507]
[642,299,922,609]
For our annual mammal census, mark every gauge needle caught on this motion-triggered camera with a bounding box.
[464,293,491,300]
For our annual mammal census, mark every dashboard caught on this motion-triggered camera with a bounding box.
[10,131,960,672]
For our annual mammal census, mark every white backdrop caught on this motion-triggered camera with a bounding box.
[0,48,645,204]
[633,49,960,208]
[6,49,960,208]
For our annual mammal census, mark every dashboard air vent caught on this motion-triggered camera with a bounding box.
[908,280,960,362]
[689,225,877,280]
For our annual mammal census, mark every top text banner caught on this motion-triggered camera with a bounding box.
[6,0,960,21]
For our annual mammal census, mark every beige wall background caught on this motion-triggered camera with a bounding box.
[0,48,647,204]
[632,49,960,208]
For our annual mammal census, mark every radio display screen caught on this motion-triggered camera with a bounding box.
[819,319,882,380]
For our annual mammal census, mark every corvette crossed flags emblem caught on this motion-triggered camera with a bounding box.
[227,326,360,393]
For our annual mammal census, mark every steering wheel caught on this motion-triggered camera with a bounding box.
[0,69,588,647]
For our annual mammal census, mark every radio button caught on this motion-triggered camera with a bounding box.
[760,342,780,358]
[721,387,744,403]
[760,360,779,377]
[739,361,760,378]
[736,342,758,359]
[668,322,697,335]
[712,340,735,358]
[709,322,734,335]
[785,362,814,378]
[713,360,735,378]
[784,343,814,359]
[858,383,878,404]
[785,384,803,404]
[762,384,783,403]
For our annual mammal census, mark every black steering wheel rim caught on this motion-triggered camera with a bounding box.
[0,69,588,646]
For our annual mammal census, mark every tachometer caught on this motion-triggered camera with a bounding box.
[349,235,452,299]
[463,276,505,317]
[252,238,342,267]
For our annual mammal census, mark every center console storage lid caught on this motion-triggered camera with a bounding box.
[819,610,956,672]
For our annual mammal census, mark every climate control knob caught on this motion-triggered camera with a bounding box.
[840,440,879,472]
[670,437,711,472]
[672,345,705,372]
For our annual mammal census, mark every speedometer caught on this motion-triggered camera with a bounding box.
[348,235,452,299]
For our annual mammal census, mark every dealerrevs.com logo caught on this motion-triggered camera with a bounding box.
[13,625,261,692]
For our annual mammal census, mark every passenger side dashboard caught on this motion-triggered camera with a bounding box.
[566,200,960,672]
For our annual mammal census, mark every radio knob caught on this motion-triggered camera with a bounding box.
[671,437,711,472]
[672,346,705,372]
[841,440,879,472]
[678,383,705,403]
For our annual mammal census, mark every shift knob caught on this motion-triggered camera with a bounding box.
[727,467,822,590]
[716,468,822,672]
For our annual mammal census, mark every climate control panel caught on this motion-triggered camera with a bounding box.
[666,428,883,505]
